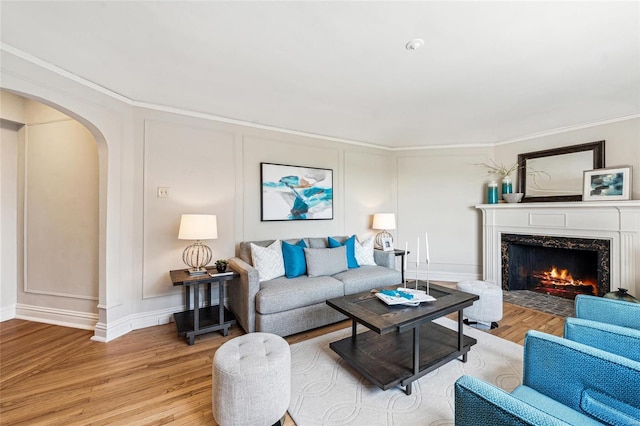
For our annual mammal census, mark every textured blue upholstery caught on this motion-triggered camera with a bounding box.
[565,317,640,362]
[565,296,640,363]
[575,295,640,330]
[455,330,640,426]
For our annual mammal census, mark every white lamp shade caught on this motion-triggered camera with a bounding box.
[178,214,218,240]
[372,213,396,230]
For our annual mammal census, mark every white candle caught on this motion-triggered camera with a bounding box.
[416,237,420,267]
[425,231,430,264]
[404,241,408,270]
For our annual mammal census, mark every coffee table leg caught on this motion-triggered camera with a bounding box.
[458,310,467,362]
[351,320,357,342]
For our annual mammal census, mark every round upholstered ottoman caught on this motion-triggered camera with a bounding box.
[212,332,291,426]
[457,280,503,329]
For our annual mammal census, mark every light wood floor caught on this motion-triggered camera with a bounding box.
[1,302,565,425]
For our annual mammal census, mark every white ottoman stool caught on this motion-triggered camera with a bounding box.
[457,280,503,329]
[212,332,291,426]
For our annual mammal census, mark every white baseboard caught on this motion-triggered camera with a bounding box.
[406,270,481,283]
[1,304,17,322]
[92,307,178,342]
[15,304,98,330]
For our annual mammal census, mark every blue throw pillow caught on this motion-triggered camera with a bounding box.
[282,240,307,278]
[328,236,359,269]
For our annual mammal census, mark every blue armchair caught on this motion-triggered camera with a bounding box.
[454,330,640,425]
[564,295,640,362]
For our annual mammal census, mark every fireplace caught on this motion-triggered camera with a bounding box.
[476,201,640,302]
[501,234,610,300]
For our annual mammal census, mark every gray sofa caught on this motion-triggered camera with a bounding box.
[227,236,401,337]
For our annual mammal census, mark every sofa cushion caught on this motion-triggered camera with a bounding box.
[256,275,344,315]
[251,240,285,282]
[308,237,328,248]
[305,246,348,277]
[355,236,376,266]
[282,239,307,278]
[328,236,359,268]
[334,265,401,295]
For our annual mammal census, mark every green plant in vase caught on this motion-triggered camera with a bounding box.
[215,259,228,273]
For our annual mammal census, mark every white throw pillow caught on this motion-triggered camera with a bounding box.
[250,240,285,282]
[355,236,376,266]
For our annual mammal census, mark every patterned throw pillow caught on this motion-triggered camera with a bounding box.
[355,236,377,266]
[250,240,285,282]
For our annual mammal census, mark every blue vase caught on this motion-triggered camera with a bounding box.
[488,181,498,204]
[502,176,513,198]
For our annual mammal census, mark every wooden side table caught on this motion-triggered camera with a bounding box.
[393,249,410,283]
[169,268,237,345]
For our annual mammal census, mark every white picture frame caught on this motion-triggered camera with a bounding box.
[381,236,394,251]
[582,166,632,201]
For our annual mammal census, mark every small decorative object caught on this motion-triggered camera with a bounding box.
[260,162,333,221]
[380,236,394,251]
[583,166,632,201]
[501,176,513,197]
[178,214,218,276]
[503,193,524,203]
[603,288,639,303]
[215,259,228,273]
[372,213,396,249]
[487,181,499,204]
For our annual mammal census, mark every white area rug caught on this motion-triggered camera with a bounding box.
[288,318,523,426]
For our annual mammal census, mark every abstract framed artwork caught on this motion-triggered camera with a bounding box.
[260,163,333,221]
[582,166,632,201]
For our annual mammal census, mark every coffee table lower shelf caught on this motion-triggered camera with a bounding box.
[329,321,476,393]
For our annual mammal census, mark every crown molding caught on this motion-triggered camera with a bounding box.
[2,43,638,152]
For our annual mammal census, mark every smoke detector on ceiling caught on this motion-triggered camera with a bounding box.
[405,39,425,50]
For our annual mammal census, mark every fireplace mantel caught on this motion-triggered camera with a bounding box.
[476,201,640,298]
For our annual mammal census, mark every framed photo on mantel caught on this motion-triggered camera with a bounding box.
[260,163,333,221]
[583,166,632,201]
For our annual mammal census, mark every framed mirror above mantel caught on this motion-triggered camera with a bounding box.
[517,141,605,203]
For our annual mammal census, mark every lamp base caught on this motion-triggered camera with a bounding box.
[182,241,213,275]
[187,267,208,276]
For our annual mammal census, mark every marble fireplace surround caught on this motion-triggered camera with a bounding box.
[476,201,640,299]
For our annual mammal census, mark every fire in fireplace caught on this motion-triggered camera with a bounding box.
[501,234,610,300]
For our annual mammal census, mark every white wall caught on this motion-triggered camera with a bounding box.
[1,120,20,320]
[395,146,494,282]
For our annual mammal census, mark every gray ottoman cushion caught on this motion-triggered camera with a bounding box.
[212,333,291,426]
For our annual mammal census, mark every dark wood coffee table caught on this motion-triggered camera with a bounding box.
[326,283,479,395]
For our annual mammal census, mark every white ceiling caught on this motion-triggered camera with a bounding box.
[1,1,639,149]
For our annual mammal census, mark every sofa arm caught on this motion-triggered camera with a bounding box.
[227,257,260,333]
[575,295,640,330]
[523,330,640,418]
[454,375,572,426]
[373,249,395,269]
[564,317,640,362]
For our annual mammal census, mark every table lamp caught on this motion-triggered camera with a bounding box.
[178,214,218,275]
[372,213,396,249]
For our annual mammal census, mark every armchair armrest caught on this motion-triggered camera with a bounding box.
[373,249,395,269]
[523,330,640,421]
[564,317,640,362]
[575,295,640,330]
[227,257,260,333]
[454,375,573,426]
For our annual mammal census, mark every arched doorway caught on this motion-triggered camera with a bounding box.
[1,90,102,330]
